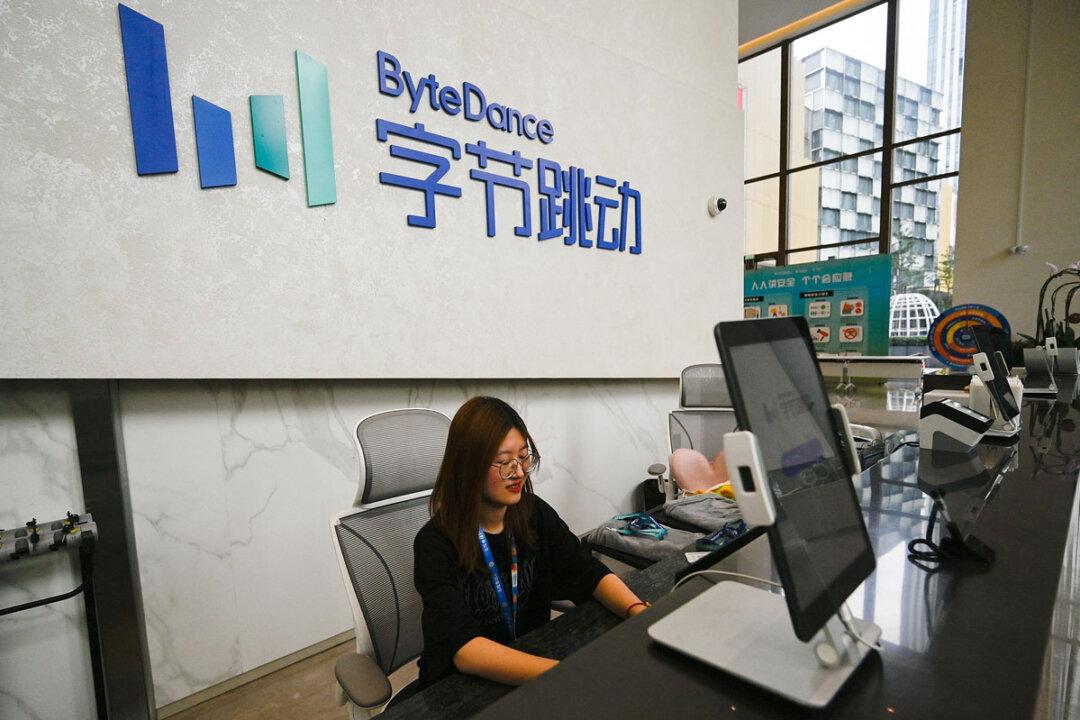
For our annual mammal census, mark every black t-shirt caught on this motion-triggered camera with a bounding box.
[413,495,611,687]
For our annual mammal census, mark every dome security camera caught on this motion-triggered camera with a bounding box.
[708,196,727,217]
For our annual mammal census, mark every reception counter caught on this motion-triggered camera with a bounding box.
[385,390,1080,719]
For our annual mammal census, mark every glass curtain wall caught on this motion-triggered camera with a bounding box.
[739,0,966,307]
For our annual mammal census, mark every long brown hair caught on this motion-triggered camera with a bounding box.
[429,396,538,574]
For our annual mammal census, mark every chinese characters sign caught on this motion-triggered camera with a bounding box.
[376,51,644,254]
[744,255,891,354]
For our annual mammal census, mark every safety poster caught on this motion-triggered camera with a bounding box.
[743,255,892,355]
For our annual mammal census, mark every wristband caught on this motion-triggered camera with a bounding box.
[624,600,650,618]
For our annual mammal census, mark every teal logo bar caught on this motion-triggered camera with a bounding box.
[295,51,336,207]
[249,95,289,179]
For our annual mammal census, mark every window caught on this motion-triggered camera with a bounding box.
[743,0,964,292]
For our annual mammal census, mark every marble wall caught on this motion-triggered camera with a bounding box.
[120,379,677,708]
[0,384,96,720]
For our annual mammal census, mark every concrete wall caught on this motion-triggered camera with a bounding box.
[953,0,1080,336]
[0,0,743,378]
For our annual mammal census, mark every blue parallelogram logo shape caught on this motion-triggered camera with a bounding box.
[117,4,336,204]
[118,3,179,174]
[192,96,237,188]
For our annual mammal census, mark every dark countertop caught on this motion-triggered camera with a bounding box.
[387,388,1080,720]
[381,542,693,719]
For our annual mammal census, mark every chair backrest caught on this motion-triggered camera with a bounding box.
[679,363,730,409]
[331,408,451,675]
[668,409,739,460]
[333,498,431,675]
[353,408,451,506]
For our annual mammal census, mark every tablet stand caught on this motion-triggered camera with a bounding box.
[648,414,881,708]
[968,352,1022,439]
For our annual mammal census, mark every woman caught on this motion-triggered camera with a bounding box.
[414,396,649,688]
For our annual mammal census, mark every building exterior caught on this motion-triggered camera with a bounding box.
[798,48,947,287]
[928,0,966,176]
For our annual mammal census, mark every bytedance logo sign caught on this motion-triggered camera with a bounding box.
[118,4,643,254]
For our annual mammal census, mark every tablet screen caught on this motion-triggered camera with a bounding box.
[715,317,875,641]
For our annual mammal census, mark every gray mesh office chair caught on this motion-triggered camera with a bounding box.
[679,363,731,409]
[330,408,451,718]
[667,364,738,488]
[670,364,737,455]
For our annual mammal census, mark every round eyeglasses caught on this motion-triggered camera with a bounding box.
[491,453,540,479]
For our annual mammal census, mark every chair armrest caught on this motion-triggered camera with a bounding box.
[334,652,393,709]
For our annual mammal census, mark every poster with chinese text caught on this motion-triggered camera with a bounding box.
[743,255,891,355]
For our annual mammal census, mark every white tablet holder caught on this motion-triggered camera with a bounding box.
[648,404,881,708]
[968,351,1022,438]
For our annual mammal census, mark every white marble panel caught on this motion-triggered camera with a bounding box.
[0,383,95,720]
[120,378,679,707]
[120,383,243,706]
[210,382,357,672]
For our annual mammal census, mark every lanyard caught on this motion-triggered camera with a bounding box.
[611,512,668,540]
[477,526,518,640]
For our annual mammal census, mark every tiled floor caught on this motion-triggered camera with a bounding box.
[167,642,419,720]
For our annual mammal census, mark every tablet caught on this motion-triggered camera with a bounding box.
[714,317,876,642]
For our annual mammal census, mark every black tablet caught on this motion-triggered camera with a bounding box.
[714,317,876,642]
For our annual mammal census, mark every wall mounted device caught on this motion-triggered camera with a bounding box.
[649,317,881,708]
[707,196,727,217]
[919,399,993,452]
[1,512,98,563]
[0,512,105,720]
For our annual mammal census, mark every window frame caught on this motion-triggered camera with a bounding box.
[741,0,962,265]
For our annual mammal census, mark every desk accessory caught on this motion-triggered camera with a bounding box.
[648,317,881,708]
[918,399,993,451]
[968,350,1022,439]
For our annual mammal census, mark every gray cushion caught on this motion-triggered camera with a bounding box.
[335,652,392,708]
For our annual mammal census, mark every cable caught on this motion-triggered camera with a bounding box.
[671,569,781,593]
[906,504,944,563]
[0,583,85,617]
[839,604,883,652]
